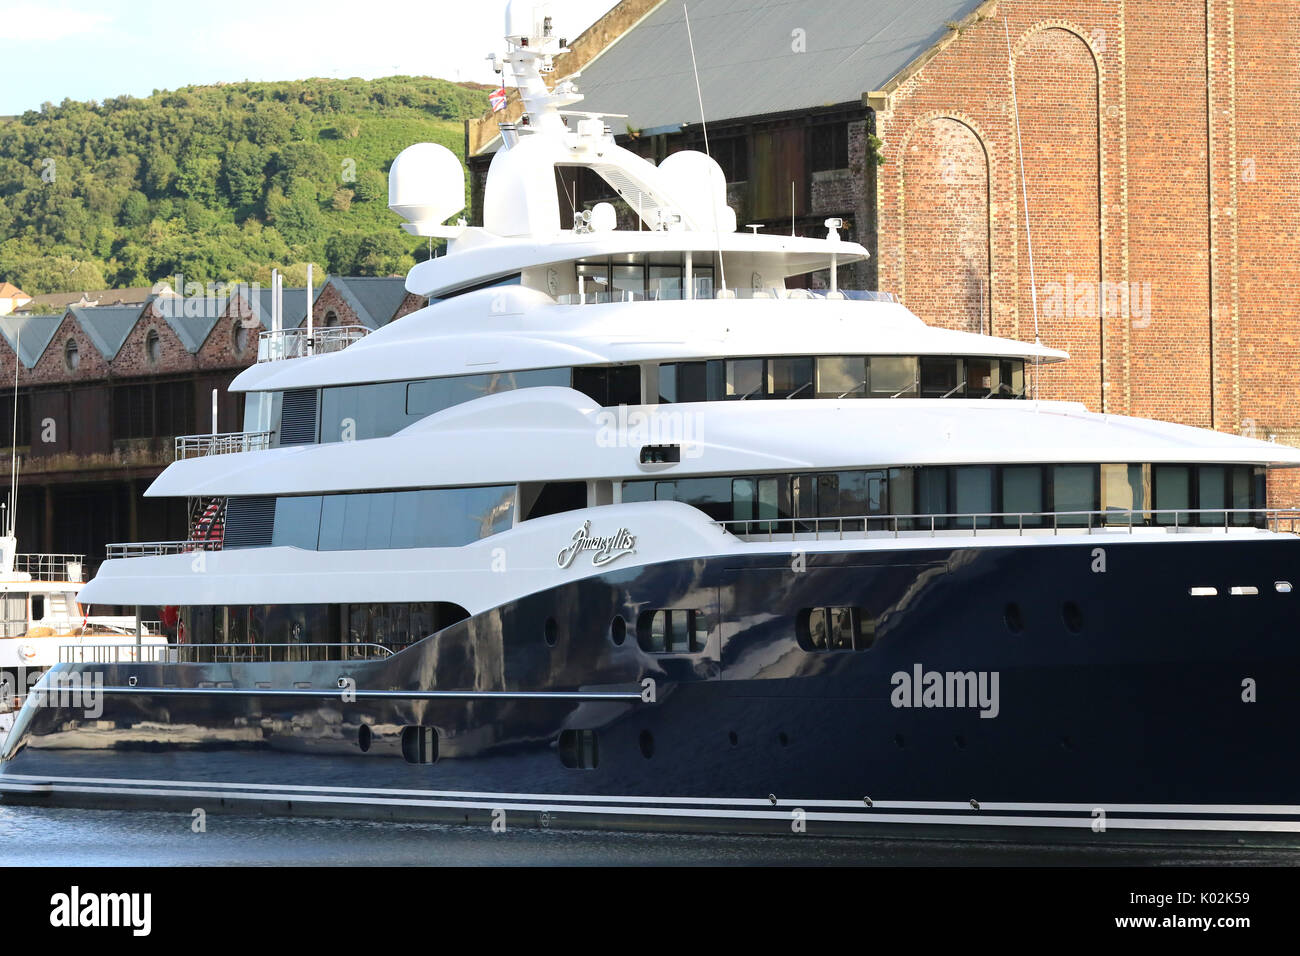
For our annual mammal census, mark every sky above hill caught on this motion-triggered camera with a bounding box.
[0,0,615,114]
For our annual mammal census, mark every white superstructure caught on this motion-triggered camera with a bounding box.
[76,1,1300,621]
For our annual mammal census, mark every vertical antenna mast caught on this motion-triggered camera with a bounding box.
[683,3,728,295]
[1005,17,1041,398]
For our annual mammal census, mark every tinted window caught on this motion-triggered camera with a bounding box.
[272,495,323,549]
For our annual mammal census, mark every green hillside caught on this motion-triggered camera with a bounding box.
[0,77,490,294]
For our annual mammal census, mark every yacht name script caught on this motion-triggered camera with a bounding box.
[557,521,637,568]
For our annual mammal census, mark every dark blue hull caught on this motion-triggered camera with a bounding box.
[5,535,1300,842]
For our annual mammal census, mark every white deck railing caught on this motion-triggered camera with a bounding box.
[556,288,898,305]
[257,325,369,362]
[715,508,1300,541]
[104,540,223,559]
[175,430,273,459]
[11,553,86,582]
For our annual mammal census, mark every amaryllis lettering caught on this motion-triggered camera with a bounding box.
[557,521,637,568]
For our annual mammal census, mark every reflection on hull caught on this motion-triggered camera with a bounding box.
[4,538,1300,843]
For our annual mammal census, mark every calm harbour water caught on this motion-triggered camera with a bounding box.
[3,804,1299,865]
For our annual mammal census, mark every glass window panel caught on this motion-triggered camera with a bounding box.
[272,495,322,550]
[866,473,885,515]
[1052,465,1096,526]
[364,493,396,550]
[817,474,842,518]
[340,494,372,550]
[1100,464,1143,525]
[870,357,917,397]
[1002,466,1043,527]
[732,478,755,522]
[920,357,961,397]
[648,266,682,301]
[647,610,667,652]
[768,357,815,399]
[671,478,733,521]
[726,359,764,400]
[388,491,422,549]
[888,468,915,517]
[1198,465,1227,526]
[690,266,714,300]
[916,468,949,527]
[676,362,708,403]
[830,607,855,650]
[807,608,829,649]
[965,359,993,398]
[816,356,867,399]
[669,609,690,652]
[954,466,994,528]
[611,264,644,299]
[658,364,677,404]
[654,481,676,502]
[621,480,654,504]
[792,474,817,519]
[1231,466,1253,526]
[691,610,709,652]
[757,478,780,523]
[317,495,346,551]
[1154,465,1191,526]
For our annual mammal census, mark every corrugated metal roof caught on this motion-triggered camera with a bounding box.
[0,314,64,368]
[252,286,314,330]
[71,304,145,360]
[567,0,984,132]
[154,296,226,353]
[328,277,410,330]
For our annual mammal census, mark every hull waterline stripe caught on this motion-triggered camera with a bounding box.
[7,780,1300,833]
[5,773,1300,817]
[93,686,643,702]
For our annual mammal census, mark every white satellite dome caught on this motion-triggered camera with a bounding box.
[388,143,466,234]
[657,150,737,233]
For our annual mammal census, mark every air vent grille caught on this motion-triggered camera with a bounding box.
[279,389,318,446]
[222,496,275,549]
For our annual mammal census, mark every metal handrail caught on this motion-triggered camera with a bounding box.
[59,642,398,664]
[11,553,86,581]
[556,288,898,306]
[257,325,369,362]
[175,430,273,459]
[714,507,1300,541]
[105,540,223,558]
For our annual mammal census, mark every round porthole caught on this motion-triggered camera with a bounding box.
[357,724,372,753]
[544,617,558,647]
[777,732,789,747]
[1061,601,1084,634]
[1004,602,1024,634]
[610,615,626,646]
[638,729,655,759]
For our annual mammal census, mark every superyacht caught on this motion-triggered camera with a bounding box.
[3,5,1300,841]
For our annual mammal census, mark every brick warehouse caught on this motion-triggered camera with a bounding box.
[0,275,421,574]
[468,0,1300,504]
